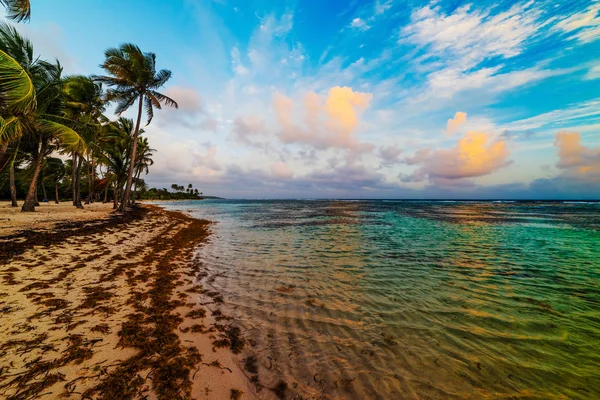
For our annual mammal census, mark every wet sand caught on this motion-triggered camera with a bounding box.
[0,202,258,399]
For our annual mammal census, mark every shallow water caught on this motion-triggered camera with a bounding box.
[160,200,600,399]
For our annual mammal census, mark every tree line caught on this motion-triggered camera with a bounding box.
[0,1,189,212]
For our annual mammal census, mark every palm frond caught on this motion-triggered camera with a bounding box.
[39,119,86,153]
[144,96,154,125]
[0,21,34,66]
[0,49,36,112]
[0,115,25,143]
[148,90,178,109]
[151,69,172,88]
[0,0,31,22]
[114,93,139,115]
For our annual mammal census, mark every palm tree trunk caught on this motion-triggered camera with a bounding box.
[131,169,142,205]
[119,95,144,212]
[103,181,109,203]
[85,153,92,204]
[75,156,84,208]
[55,180,59,203]
[21,137,47,212]
[9,158,17,207]
[113,182,118,210]
[9,139,19,207]
[72,153,77,205]
[90,155,95,203]
[34,186,39,206]
[0,141,9,173]
[41,182,48,202]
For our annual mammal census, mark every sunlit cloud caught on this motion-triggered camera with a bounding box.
[555,132,600,182]
[401,131,511,184]
[273,86,374,153]
[446,112,467,135]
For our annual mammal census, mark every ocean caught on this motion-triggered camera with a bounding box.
[158,200,600,399]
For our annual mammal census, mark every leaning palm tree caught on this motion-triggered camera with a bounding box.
[94,43,177,212]
[0,0,30,22]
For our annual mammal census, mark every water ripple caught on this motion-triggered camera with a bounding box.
[160,200,600,399]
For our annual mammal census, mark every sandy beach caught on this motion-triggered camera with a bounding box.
[0,202,259,399]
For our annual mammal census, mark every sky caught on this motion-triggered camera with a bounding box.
[13,0,600,199]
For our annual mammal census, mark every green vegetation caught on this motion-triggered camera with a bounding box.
[139,183,204,200]
[0,9,206,211]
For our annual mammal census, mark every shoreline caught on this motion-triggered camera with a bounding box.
[0,202,258,399]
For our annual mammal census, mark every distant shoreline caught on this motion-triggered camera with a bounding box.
[140,196,225,202]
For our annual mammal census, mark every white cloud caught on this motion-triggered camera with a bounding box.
[231,47,249,75]
[554,4,600,44]
[375,0,393,16]
[350,18,370,31]
[400,2,543,71]
[504,99,600,131]
[585,63,600,80]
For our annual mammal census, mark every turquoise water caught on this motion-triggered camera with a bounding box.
[160,200,600,399]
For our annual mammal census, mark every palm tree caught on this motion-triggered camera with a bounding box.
[0,0,30,22]
[94,43,177,212]
[63,75,106,206]
[0,23,84,212]
[131,136,154,204]
[42,157,65,203]
[99,117,134,209]
[171,183,178,192]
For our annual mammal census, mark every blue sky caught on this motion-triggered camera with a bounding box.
[14,0,600,198]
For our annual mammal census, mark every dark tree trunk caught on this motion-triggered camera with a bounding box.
[85,154,91,204]
[72,153,77,205]
[34,186,40,206]
[75,156,84,208]
[103,182,109,203]
[21,137,47,212]
[9,139,19,207]
[119,95,144,212]
[41,182,48,202]
[90,156,95,203]
[0,141,9,173]
[131,169,142,205]
[9,156,17,207]
[55,180,59,203]
[113,182,118,210]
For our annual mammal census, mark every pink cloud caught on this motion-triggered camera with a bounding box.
[270,161,294,179]
[446,111,467,135]
[164,86,203,112]
[378,145,403,166]
[273,86,374,153]
[402,131,511,183]
[232,115,267,145]
[555,132,600,182]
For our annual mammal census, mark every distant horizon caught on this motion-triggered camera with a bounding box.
[170,197,600,202]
